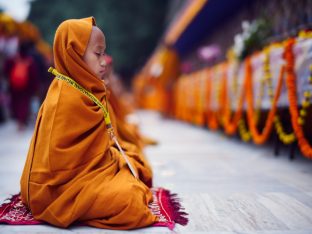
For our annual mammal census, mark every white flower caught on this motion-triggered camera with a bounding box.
[233,34,244,56]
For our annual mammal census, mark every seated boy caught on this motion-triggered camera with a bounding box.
[20,17,157,229]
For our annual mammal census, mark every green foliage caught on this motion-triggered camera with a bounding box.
[28,0,170,85]
[233,19,272,61]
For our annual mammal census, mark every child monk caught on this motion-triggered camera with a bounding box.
[20,17,157,229]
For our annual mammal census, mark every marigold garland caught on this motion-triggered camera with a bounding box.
[215,65,227,127]
[284,38,312,158]
[245,56,284,144]
[262,47,296,145]
[195,71,206,126]
[238,118,252,142]
[222,62,247,135]
[206,67,220,130]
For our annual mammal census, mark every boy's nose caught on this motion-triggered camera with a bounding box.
[100,60,107,66]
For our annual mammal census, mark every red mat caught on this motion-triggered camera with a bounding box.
[0,187,188,230]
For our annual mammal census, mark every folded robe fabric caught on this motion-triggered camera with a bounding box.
[20,17,157,229]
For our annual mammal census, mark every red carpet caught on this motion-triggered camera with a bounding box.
[0,187,188,230]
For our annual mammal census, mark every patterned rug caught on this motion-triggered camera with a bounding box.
[0,187,188,230]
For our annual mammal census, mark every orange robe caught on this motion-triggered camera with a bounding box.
[20,17,157,229]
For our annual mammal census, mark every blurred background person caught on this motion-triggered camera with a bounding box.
[4,40,40,130]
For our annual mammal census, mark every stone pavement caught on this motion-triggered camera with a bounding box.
[1,111,312,233]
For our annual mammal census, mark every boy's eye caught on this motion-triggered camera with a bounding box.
[95,52,105,56]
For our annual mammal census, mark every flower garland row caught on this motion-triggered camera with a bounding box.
[173,37,312,159]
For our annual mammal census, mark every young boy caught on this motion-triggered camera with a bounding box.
[20,17,157,229]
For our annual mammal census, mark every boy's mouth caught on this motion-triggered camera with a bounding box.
[99,69,107,74]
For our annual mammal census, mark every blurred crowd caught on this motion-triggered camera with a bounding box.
[0,13,52,130]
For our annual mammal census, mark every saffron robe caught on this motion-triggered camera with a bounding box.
[20,17,157,229]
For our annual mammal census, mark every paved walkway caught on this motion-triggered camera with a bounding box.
[1,111,312,233]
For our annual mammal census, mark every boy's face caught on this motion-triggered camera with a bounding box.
[83,26,108,81]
